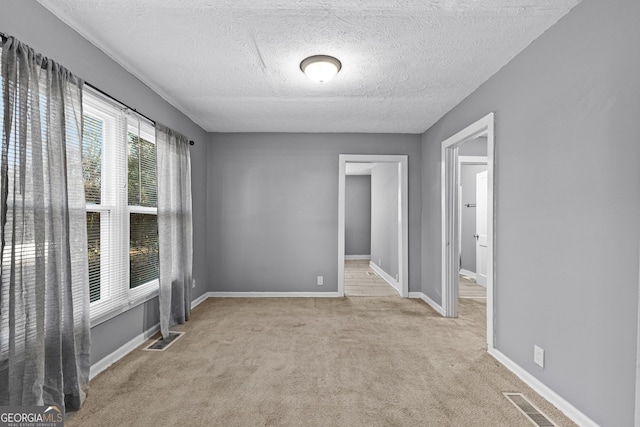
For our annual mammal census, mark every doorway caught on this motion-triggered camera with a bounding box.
[338,154,408,297]
[441,113,495,349]
[458,154,488,298]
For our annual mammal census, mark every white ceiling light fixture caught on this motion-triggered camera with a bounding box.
[300,55,342,83]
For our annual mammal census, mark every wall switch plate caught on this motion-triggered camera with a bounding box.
[317,276,324,286]
[534,345,544,368]
[192,279,196,289]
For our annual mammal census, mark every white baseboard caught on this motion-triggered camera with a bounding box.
[488,348,597,427]
[459,269,476,279]
[369,261,401,294]
[345,255,372,260]
[459,269,486,289]
[191,292,209,309]
[208,291,342,298]
[408,292,447,316]
[90,323,160,380]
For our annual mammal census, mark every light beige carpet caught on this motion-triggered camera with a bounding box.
[67,297,576,427]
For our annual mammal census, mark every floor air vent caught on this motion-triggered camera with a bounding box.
[503,393,556,427]
[366,271,378,277]
[143,331,184,351]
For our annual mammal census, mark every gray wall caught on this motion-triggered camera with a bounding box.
[458,137,487,156]
[345,176,371,256]
[420,0,640,424]
[371,164,399,279]
[460,164,487,274]
[0,0,209,365]
[207,133,421,293]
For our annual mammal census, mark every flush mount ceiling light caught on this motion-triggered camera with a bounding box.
[300,55,342,83]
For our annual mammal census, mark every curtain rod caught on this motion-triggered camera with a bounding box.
[86,83,195,146]
[86,82,156,124]
[1,31,195,146]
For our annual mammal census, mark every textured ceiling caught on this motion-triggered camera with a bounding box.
[37,0,580,133]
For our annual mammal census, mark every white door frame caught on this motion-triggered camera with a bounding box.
[338,154,409,297]
[635,248,640,425]
[441,113,495,349]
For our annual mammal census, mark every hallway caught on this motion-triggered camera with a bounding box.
[344,259,399,297]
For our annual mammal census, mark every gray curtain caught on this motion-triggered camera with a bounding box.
[156,123,193,339]
[0,37,90,410]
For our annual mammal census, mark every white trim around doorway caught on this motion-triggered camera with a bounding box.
[458,155,488,165]
[338,154,409,298]
[636,248,640,426]
[441,113,495,349]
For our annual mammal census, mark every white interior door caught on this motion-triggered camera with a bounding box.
[475,171,488,287]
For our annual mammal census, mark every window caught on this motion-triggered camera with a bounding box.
[82,88,158,324]
[127,120,159,290]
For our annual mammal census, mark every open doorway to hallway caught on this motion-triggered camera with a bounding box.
[338,155,408,298]
[343,161,400,297]
[441,113,495,349]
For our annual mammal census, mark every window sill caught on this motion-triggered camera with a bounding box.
[90,287,159,328]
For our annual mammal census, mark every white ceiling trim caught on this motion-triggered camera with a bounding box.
[36,2,206,130]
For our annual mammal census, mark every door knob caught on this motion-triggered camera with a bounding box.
[473,234,479,240]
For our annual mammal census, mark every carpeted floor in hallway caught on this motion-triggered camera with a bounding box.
[67,297,576,427]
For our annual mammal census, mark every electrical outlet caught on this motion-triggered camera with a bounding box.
[192,279,196,289]
[379,259,382,266]
[317,276,324,286]
[395,274,399,281]
[534,345,544,368]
